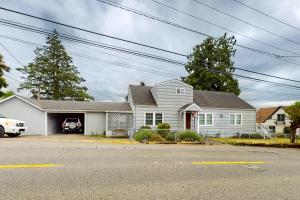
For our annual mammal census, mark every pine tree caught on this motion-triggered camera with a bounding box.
[183,34,240,95]
[18,30,94,101]
[0,53,10,97]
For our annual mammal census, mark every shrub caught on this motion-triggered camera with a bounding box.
[134,130,153,142]
[241,133,263,139]
[284,126,291,134]
[149,133,165,142]
[165,131,176,141]
[271,133,286,138]
[178,130,202,142]
[156,123,171,138]
[140,125,151,130]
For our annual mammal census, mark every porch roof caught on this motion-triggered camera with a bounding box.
[180,103,202,112]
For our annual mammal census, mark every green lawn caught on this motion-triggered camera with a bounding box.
[210,138,300,145]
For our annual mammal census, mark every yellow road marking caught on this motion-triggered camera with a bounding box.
[192,161,266,165]
[0,164,64,169]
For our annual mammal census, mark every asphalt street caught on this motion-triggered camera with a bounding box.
[1,136,300,200]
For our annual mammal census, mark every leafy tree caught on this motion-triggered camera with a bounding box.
[139,81,145,86]
[17,30,94,101]
[285,102,300,143]
[0,91,14,99]
[0,53,10,97]
[183,34,240,95]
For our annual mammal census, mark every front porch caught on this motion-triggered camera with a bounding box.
[179,103,202,132]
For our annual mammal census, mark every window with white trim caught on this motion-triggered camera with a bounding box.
[198,113,213,126]
[176,88,185,95]
[230,114,235,125]
[229,114,242,125]
[199,114,205,125]
[236,114,242,125]
[145,112,163,126]
[155,113,163,125]
[145,113,153,125]
[206,114,213,125]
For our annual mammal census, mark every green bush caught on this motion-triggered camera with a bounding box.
[241,133,263,139]
[134,130,153,142]
[140,125,152,130]
[178,130,202,142]
[271,133,286,138]
[149,133,165,142]
[156,123,171,138]
[165,132,176,141]
[284,126,291,134]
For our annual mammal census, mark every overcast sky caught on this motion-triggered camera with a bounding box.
[0,0,300,108]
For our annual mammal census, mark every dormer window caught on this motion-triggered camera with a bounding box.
[176,88,185,95]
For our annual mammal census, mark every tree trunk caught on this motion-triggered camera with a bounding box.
[290,123,297,143]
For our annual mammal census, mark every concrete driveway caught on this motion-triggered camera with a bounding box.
[1,135,300,200]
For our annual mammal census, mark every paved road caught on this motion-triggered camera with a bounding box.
[1,136,300,200]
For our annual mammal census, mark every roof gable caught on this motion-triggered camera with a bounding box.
[129,85,157,106]
[256,106,283,123]
[153,79,193,89]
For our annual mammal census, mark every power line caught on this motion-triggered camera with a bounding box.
[240,87,300,98]
[0,18,186,66]
[232,0,300,33]
[0,41,24,66]
[0,6,186,57]
[0,7,299,82]
[0,34,181,79]
[192,0,300,48]
[3,33,300,98]
[2,19,300,91]
[98,0,300,57]
[147,0,287,58]
[0,34,182,76]
[3,21,300,87]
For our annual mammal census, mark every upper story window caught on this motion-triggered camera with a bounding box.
[176,88,185,95]
[230,114,242,125]
[277,114,285,121]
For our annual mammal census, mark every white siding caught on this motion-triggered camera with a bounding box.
[198,108,256,135]
[85,112,106,135]
[262,108,291,133]
[0,97,45,135]
[135,80,193,129]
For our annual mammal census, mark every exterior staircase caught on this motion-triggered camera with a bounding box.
[256,124,272,139]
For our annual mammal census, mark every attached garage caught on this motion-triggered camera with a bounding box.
[0,96,133,136]
[47,112,85,134]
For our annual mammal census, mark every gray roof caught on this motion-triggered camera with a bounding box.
[18,96,132,112]
[129,85,255,109]
[129,85,157,106]
[193,90,255,109]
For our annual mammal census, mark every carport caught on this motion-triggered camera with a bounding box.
[47,112,85,135]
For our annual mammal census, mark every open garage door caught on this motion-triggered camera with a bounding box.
[47,113,85,135]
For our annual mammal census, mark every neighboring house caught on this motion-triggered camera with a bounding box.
[0,79,256,136]
[256,106,291,133]
[128,80,256,135]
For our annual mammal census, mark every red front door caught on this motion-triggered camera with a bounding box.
[186,113,191,129]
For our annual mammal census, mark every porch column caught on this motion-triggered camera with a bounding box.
[183,111,186,130]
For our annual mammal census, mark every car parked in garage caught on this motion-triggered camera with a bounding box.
[62,118,83,133]
[0,114,27,137]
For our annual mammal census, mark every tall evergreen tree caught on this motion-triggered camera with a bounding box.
[18,30,93,101]
[183,34,240,95]
[0,53,10,97]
